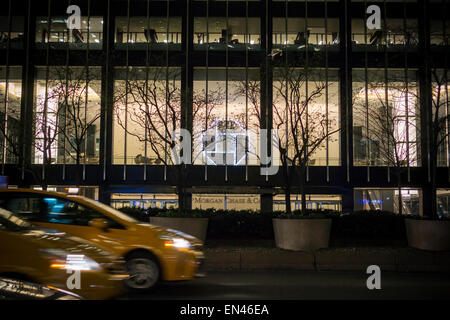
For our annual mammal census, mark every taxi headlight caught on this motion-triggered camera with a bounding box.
[158,235,192,249]
[40,249,101,271]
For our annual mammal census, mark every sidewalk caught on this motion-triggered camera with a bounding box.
[203,246,450,272]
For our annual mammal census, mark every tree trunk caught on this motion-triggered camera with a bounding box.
[285,186,292,215]
[299,166,307,214]
[282,155,292,215]
[431,156,438,219]
[397,167,402,215]
[70,147,82,189]
[42,158,48,190]
[178,186,185,214]
[177,165,186,214]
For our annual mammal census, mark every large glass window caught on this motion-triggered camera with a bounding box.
[273,18,339,51]
[32,185,99,201]
[273,194,342,211]
[193,68,260,166]
[0,66,22,165]
[273,68,340,166]
[111,192,260,211]
[192,194,260,211]
[0,16,24,49]
[352,18,418,51]
[432,70,450,167]
[437,189,450,218]
[273,0,339,2]
[115,17,181,50]
[430,20,449,47]
[36,16,103,49]
[354,188,421,215]
[352,69,420,167]
[34,66,101,165]
[111,193,178,209]
[193,17,260,51]
[113,67,181,165]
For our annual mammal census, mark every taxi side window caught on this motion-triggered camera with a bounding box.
[4,197,46,222]
[42,197,124,229]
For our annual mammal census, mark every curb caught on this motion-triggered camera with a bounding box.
[203,247,450,272]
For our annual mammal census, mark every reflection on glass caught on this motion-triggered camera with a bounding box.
[0,66,22,164]
[192,194,260,211]
[115,17,181,50]
[351,18,418,51]
[354,188,421,215]
[437,189,450,218]
[193,68,260,166]
[34,67,101,164]
[273,68,340,166]
[430,20,449,48]
[432,70,449,167]
[36,17,103,49]
[0,16,24,49]
[272,18,339,51]
[113,67,181,165]
[193,17,260,50]
[32,185,99,200]
[352,69,420,167]
[273,194,342,211]
[111,193,178,209]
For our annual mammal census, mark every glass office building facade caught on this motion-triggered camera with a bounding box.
[0,0,448,215]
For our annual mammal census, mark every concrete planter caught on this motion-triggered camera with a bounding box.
[405,218,450,251]
[273,218,332,251]
[149,217,209,243]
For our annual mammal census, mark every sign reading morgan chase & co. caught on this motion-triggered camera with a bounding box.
[192,196,259,204]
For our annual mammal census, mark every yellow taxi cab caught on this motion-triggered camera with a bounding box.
[0,188,204,291]
[0,207,127,300]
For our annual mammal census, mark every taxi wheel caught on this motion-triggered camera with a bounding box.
[125,252,160,291]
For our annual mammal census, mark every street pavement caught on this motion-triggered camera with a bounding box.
[122,270,450,300]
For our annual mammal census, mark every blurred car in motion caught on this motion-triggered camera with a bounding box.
[0,207,127,300]
[0,277,82,300]
[0,189,205,291]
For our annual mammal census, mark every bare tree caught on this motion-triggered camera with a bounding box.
[0,79,44,186]
[235,63,339,214]
[192,85,225,164]
[44,66,101,167]
[114,66,222,213]
[353,72,421,214]
[0,80,22,165]
[32,66,101,188]
[273,64,339,214]
[213,78,262,167]
[232,79,261,133]
[430,68,450,218]
[0,66,100,188]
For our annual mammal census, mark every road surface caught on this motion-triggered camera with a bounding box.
[122,270,450,300]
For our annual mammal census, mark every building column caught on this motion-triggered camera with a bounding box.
[418,0,432,217]
[260,0,273,176]
[260,193,273,214]
[341,186,354,213]
[181,0,194,134]
[99,0,114,184]
[98,186,111,205]
[339,0,353,186]
[19,0,36,187]
[185,193,193,210]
